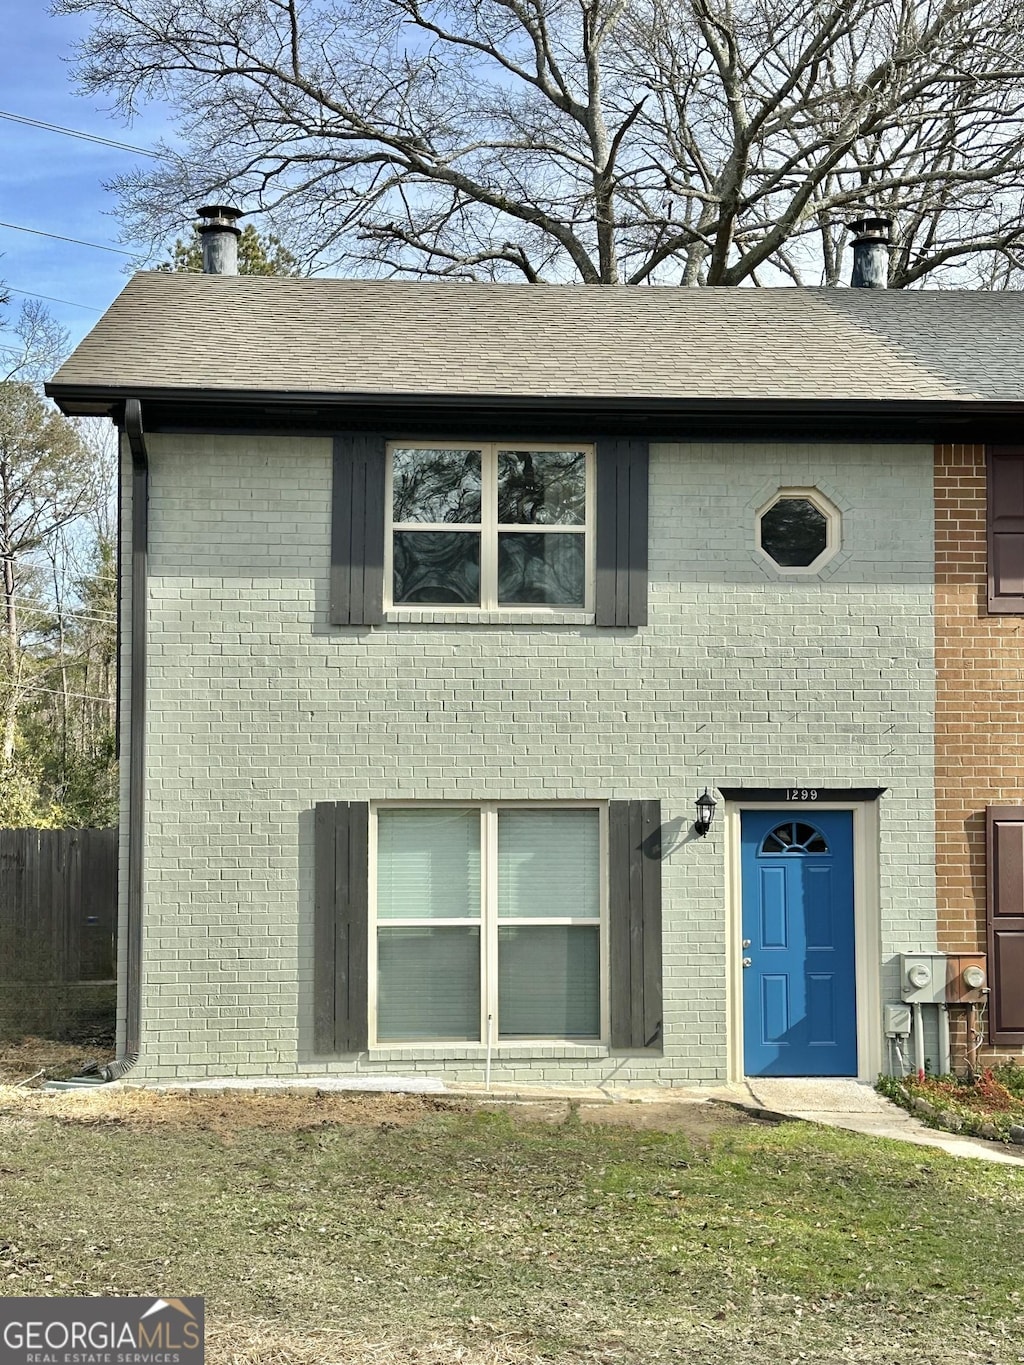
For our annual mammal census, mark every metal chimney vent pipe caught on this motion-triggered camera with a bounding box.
[197,205,243,275]
[848,215,892,289]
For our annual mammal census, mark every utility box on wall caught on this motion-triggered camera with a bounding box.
[899,953,949,1004]
[898,952,988,1004]
[945,954,988,1004]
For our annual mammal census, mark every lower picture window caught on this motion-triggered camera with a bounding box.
[374,805,603,1043]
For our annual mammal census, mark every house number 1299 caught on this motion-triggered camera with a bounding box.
[786,789,818,801]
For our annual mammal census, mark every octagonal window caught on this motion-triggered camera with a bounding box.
[756,489,839,573]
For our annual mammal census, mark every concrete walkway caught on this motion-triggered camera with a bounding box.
[708,1076,1024,1166]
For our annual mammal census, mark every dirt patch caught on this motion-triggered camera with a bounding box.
[586,1098,759,1133]
[0,1084,762,1142]
[0,1085,468,1134]
[0,1035,111,1085]
[479,1098,763,1139]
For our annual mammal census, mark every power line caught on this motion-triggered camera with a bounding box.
[0,110,164,160]
[0,221,137,257]
[16,606,119,628]
[14,683,115,706]
[8,593,119,625]
[5,285,103,312]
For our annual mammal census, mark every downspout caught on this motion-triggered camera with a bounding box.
[47,402,147,1088]
[100,399,148,1081]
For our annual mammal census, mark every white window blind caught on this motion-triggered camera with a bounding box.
[377,926,481,1041]
[497,809,600,918]
[377,809,480,920]
[375,806,602,1044]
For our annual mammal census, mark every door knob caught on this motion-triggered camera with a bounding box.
[742,957,752,968]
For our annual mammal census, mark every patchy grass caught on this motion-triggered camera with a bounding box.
[1,1088,1023,1364]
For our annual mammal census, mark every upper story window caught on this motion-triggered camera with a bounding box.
[330,434,647,628]
[756,487,840,575]
[988,447,1024,613]
[387,443,593,610]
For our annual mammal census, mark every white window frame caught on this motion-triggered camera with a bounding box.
[755,486,841,575]
[368,801,609,1047]
[385,442,596,612]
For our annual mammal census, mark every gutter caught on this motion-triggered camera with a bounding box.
[45,385,1024,444]
[55,401,148,1088]
[45,385,1024,421]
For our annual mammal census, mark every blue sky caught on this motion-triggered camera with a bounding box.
[0,5,176,353]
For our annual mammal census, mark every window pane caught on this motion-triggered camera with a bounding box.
[759,497,828,567]
[498,925,600,1039]
[378,926,480,1040]
[392,448,482,524]
[497,450,587,525]
[394,530,480,604]
[498,809,600,919]
[377,810,480,919]
[497,532,585,606]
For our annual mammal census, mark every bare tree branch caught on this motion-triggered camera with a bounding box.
[55,0,1024,285]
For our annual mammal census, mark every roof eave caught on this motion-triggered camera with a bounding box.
[45,382,1024,441]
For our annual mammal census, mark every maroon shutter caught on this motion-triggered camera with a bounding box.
[986,807,1024,1043]
[988,448,1024,613]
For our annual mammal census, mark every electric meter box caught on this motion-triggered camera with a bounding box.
[900,952,949,1004]
[945,953,988,1004]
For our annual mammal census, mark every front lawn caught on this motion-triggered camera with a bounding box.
[0,1088,1022,1364]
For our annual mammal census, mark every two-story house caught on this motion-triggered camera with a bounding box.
[46,215,1024,1086]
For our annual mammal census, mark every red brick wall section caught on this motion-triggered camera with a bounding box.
[935,442,1024,1058]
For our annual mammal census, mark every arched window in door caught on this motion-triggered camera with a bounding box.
[759,821,830,855]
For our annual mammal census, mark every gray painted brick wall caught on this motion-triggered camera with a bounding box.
[123,433,934,1083]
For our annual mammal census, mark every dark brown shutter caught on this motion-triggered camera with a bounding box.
[313,801,370,1053]
[595,438,649,627]
[608,800,662,1049]
[987,807,1024,1043]
[988,448,1024,613]
[330,434,386,626]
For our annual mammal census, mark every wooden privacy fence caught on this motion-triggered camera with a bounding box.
[0,828,116,985]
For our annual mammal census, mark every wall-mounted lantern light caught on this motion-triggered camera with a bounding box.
[694,788,717,838]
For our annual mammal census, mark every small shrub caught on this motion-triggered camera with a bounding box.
[990,1059,1024,1098]
[877,1067,1024,1142]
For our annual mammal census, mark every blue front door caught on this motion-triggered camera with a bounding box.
[741,810,857,1077]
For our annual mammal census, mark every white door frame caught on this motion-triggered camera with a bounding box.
[724,799,882,1084]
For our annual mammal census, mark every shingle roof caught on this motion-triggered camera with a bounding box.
[48,271,1024,405]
